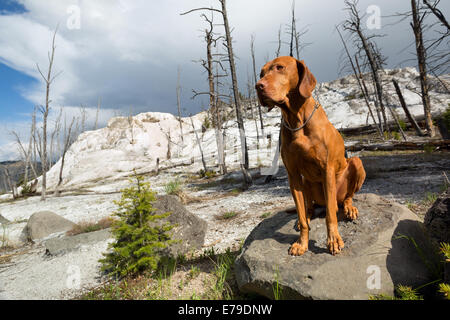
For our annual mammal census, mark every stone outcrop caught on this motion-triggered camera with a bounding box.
[235,193,437,300]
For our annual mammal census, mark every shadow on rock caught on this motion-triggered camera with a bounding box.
[386,219,441,298]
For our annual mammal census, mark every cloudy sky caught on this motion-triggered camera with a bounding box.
[0,0,448,161]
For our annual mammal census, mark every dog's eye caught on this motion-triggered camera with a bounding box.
[276,65,284,71]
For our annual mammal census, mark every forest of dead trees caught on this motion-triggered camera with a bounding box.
[1,0,449,197]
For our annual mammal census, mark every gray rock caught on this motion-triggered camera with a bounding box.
[0,214,9,225]
[235,193,437,300]
[25,211,76,241]
[152,195,207,256]
[424,190,450,244]
[44,228,112,255]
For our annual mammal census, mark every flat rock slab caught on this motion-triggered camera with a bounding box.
[235,193,437,300]
[44,228,112,255]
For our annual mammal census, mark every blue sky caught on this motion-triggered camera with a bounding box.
[0,63,36,122]
[0,0,449,161]
[0,0,31,122]
[0,0,26,14]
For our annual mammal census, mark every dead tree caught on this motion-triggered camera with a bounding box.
[190,13,228,174]
[49,107,62,168]
[336,25,383,138]
[250,35,265,139]
[3,167,17,199]
[289,0,296,58]
[423,0,449,31]
[392,79,424,136]
[176,66,184,142]
[189,115,208,173]
[95,96,101,130]
[36,26,61,201]
[343,0,389,133]
[79,104,87,134]
[275,24,282,57]
[214,56,228,174]
[181,0,252,187]
[411,0,435,136]
[127,106,135,144]
[54,116,75,197]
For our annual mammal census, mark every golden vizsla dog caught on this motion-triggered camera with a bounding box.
[256,56,366,256]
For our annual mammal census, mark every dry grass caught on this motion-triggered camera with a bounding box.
[66,217,115,236]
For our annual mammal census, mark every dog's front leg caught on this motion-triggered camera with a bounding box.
[323,166,344,255]
[287,173,309,256]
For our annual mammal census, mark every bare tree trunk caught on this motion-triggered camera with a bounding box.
[79,104,87,134]
[203,27,226,174]
[219,0,252,186]
[359,36,388,132]
[180,1,250,184]
[189,116,208,173]
[385,99,408,141]
[251,35,265,139]
[336,26,383,138]
[392,79,424,136]
[55,116,75,197]
[289,0,295,58]
[176,66,184,142]
[411,0,435,137]
[354,55,384,133]
[3,168,17,199]
[95,97,101,130]
[49,107,62,169]
[36,26,59,201]
[215,65,227,174]
[276,24,282,57]
[343,1,388,132]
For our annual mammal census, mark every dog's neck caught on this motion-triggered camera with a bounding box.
[280,94,315,133]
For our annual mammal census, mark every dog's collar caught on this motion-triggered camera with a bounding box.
[281,100,320,132]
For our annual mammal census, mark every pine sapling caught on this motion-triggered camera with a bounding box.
[100,173,176,278]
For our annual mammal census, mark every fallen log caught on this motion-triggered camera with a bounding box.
[339,112,442,136]
[347,139,450,152]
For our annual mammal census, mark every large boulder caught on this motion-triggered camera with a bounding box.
[26,211,76,241]
[152,195,207,256]
[424,190,450,245]
[235,193,437,300]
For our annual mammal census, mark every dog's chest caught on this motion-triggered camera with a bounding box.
[281,136,326,180]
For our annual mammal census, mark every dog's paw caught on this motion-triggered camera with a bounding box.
[289,241,308,256]
[343,204,359,221]
[327,233,344,255]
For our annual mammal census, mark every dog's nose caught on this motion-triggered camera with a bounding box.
[255,80,265,91]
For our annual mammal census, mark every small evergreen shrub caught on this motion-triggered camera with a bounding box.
[100,174,176,278]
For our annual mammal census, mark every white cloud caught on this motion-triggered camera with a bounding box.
[0,0,448,162]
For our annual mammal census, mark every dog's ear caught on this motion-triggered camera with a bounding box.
[296,59,316,99]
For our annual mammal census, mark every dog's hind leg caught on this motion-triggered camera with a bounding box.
[337,157,366,220]
[323,166,345,255]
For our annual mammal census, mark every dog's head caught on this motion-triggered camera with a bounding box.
[255,56,316,112]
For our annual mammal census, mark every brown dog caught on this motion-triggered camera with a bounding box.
[256,56,366,256]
